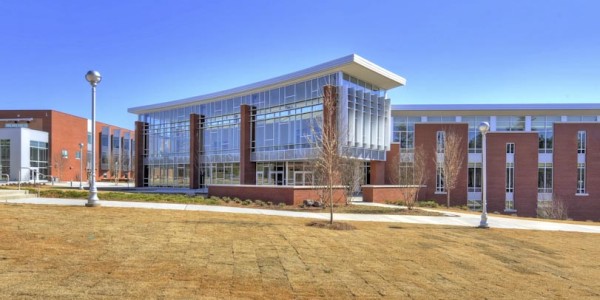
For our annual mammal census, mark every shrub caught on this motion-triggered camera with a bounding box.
[234,198,242,204]
[242,200,252,206]
[418,201,439,208]
[278,203,286,207]
[267,201,273,206]
[537,196,568,220]
[254,200,265,206]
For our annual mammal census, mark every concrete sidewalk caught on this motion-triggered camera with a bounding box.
[3,197,600,234]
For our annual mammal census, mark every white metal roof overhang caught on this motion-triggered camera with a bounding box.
[128,54,406,115]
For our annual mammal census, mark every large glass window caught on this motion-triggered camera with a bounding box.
[29,140,48,177]
[467,163,482,192]
[463,116,490,153]
[531,116,560,153]
[496,116,525,131]
[392,116,420,149]
[538,163,553,193]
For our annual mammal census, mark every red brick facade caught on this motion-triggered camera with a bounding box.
[414,123,469,206]
[0,110,133,182]
[486,132,539,217]
[208,185,346,206]
[554,123,600,221]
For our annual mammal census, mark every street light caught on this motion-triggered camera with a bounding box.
[478,121,490,228]
[79,143,84,190]
[85,70,101,207]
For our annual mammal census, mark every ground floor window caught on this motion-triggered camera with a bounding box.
[200,163,240,186]
[577,163,586,194]
[467,163,481,192]
[29,140,48,178]
[0,139,10,176]
[148,163,189,187]
[538,163,552,193]
[435,163,445,193]
[256,161,314,186]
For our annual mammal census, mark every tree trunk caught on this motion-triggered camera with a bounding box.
[329,187,333,224]
[447,190,451,208]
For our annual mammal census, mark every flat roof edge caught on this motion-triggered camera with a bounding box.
[392,103,600,111]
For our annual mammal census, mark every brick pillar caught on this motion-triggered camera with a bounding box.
[370,161,386,185]
[384,143,400,184]
[134,121,147,187]
[323,85,338,146]
[189,114,200,189]
[240,105,256,184]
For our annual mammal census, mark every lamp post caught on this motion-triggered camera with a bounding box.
[478,121,490,228]
[79,143,84,190]
[85,70,101,207]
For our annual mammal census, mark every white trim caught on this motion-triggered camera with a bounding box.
[392,103,600,111]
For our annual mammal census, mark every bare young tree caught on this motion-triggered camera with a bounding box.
[311,84,342,224]
[339,157,363,205]
[390,146,428,210]
[52,152,68,182]
[440,129,465,208]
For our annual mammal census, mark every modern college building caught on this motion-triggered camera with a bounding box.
[0,110,134,183]
[129,55,600,221]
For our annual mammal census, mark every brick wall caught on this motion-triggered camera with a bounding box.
[208,185,346,206]
[414,123,468,206]
[554,123,600,221]
[486,132,538,217]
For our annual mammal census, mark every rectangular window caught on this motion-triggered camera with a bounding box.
[538,163,553,193]
[75,151,82,159]
[506,163,514,193]
[436,163,445,193]
[506,143,515,154]
[463,116,490,153]
[577,131,586,154]
[577,163,586,194]
[0,139,10,176]
[467,163,482,192]
[436,131,445,153]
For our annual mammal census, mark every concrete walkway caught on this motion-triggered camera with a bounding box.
[3,197,600,234]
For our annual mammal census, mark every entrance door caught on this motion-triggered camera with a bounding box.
[270,171,284,185]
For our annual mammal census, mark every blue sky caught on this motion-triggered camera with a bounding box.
[1,0,599,129]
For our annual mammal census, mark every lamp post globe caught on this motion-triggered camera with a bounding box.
[85,70,102,86]
[85,70,101,207]
[478,121,490,228]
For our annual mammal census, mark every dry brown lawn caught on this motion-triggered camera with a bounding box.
[0,204,598,299]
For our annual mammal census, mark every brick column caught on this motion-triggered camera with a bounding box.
[384,143,400,184]
[240,105,256,184]
[189,114,200,189]
[370,161,386,185]
[134,121,147,187]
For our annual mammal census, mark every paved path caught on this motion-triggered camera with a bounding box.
[3,198,600,234]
